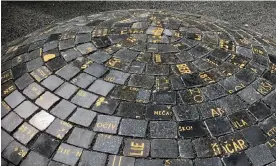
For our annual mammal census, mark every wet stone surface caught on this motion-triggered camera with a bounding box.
[1,9,276,165]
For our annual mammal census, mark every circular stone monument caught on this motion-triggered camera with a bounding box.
[1,9,276,166]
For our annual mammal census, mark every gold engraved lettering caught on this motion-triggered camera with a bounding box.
[257,81,273,94]
[81,60,93,69]
[107,58,121,67]
[233,119,248,129]
[165,160,172,166]
[2,101,11,111]
[179,126,193,132]
[188,88,204,103]
[77,90,87,97]
[154,54,162,63]
[267,139,276,148]
[3,85,15,95]
[267,127,276,137]
[199,73,215,83]
[176,64,191,74]
[153,110,171,116]
[95,97,108,107]
[96,122,116,129]
[129,142,144,156]
[152,27,163,36]
[211,108,225,117]
[58,147,70,155]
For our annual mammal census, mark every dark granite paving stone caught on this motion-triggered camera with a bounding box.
[84,63,108,78]
[105,57,130,71]
[61,31,77,40]
[59,39,75,50]
[263,72,276,86]
[46,56,67,71]
[151,139,178,158]
[29,110,55,131]
[248,101,272,121]
[260,116,276,138]
[11,54,26,67]
[1,158,8,166]
[113,48,140,63]
[107,155,135,166]
[21,151,49,166]
[31,133,60,158]
[28,42,43,53]
[146,64,169,75]
[41,75,64,91]
[134,159,164,166]
[119,119,148,137]
[50,99,76,120]
[178,140,195,158]
[42,48,60,62]
[1,69,13,84]
[93,115,121,134]
[123,138,150,158]
[35,91,60,110]
[180,73,205,87]
[2,141,29,165]
[68,107,96,127]
[46,118,72,139]
[1,80,16,98]
[136,52,151,63]
[23,82,45,100]
[1,61,12,73]
[2,112,23,133]
[30,66,52,82]
[92,97,119,114]
[245,144,275,166]
[205,117,233,137]
[169,75,186,90]
[71,73,96,88]
[93,134,123,154]
[152,90,176,105]
[267,161,276,166]
[43,41,58,53]
[4,90,25,108]
[222,152,251,166]
[27,57,43,72]
[165,159,193,166]
[216,95,248,115]
[218,76,245,94]
[53,143,83,166]
[202,84,227,100]
[61,48,82,62]
[194,157,223,166]
[228,111,256,130]
[176,51,194,62]
[237,86,262,105]
[110,85,139,101]
[178,121,208,138]
[263,90,276,112]
[149,121,177,138]
[75,33,91,44]
[55,82,78,99]
[1,130,14,152]
[241,125,267,147]
[76,42,97,55]
[235,69,256,85]
[252,78,274,96]
[11,63,27,79]
[128,74,155,89]
[104,70,130,85]
[155,76,171,91]
[192,58,215,71]
[88,51,111,64]
[178,88,206,105]
[197,101,226,119]
[67,127,95,149]
[116,102,145,119]
[210,48,231,61]
[1,101,11,119]
[88,80,115,96]
[193,137,220,157]
[217,62,238,77]
[78,151,107,166]
[228,54,249,68]
[188,45,211,58]
[145,105,173,120]
[136,88,151,103]
[56,64,80,81]
[13,122,38,145]
[71,90,98,108]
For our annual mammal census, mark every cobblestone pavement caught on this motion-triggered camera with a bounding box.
[1,9,276,166]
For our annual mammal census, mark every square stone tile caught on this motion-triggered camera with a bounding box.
[123,138,150,157]
[93,115,121,134]
[1,130,14,152]
[78,151,107,166]
[55,82,78,99]
[118,119,148,137]
[41,75,64,91]
[205,117,233,137]
[13,101,38,119]
[2,80,16,98]
[56,64,80,81]
[20,151,49,166]
[178,140,195,158]
[75,33,91,44]
[113,48,140,62]
[151,139,178,158]
[129,61,146,74]
[23,82,45,100]
[237,86,262,104]
[30,66,52,82]
[2,141,29,165]
[35,91,60,110]
[241,126,267,147]
[260,116,276,138]
[178,88,206,105]
[50,99,77,120]
[4,90,25,108]
[252,78,274,96]
[105,57,130,71]
[76,42,97,55]
[104,70,130,85]
[12,63,27,79]
[145,105,173,120]
[61,48,82,62]
[245,144,275,166]
[218,76,245,94]
[84,62,108,78]
[88,80,115,96]
[202,84,227,100]
[128,74,155,89]
[68,107,96,127]
[29,110,55,131]
[87,51,111,64]
[1,101,11,119]
[59,39,75,50]
[67,127,95,149]
[116,102,145,119]
[92,97,119,114]
[107,155,135,166]
[46,119,73,139]
[71,90,98,108]
[31,133,60,158]
[248,101,272,121]
[92,36,111,48]
[53,143,83,165]
[14,73,34,90]
[172,104,200,121]
[13,122,39,145]
[216,95,248,115]
[146,64,170,75]
[2,69,13,84]
[152,90,176,105]
[193,137,220,158]
[71,73,96,88]
[93,134,123,154]
[178,121,208,138]
[2,112,23,132]
[195,157,223,166]
[46,56,67,71]
[222,153,251,166]
[149,121,177,138]
[228,111,256,130]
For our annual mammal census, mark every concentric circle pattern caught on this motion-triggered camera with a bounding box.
[1,9,276,166]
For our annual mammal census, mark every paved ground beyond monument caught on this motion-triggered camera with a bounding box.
[1,9,276,166]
